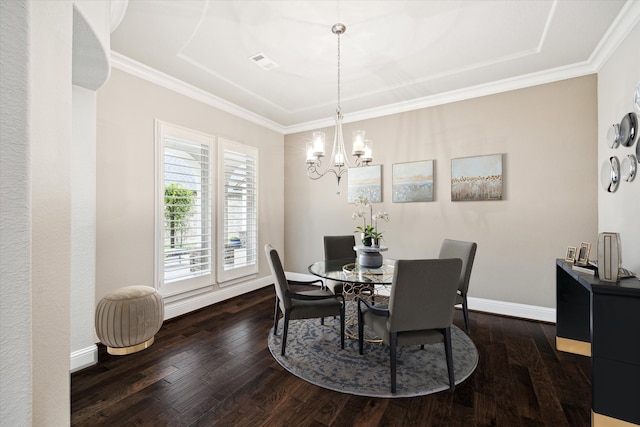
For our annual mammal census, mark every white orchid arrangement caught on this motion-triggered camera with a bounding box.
[351,195,390,245]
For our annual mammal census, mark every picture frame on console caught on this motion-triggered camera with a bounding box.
[576,242,591,266]
[565,246,577,263]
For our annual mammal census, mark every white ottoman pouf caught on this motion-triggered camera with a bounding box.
[95,285,164,355]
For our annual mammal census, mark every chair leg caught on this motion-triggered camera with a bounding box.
[444,327,455,391]
[321,317,325,325]
[273,296,280,336]
[281,310,290,356]
[340,302,345,350]
[390,332,398,394]
[358,299,364,355]
[462,293,470,334]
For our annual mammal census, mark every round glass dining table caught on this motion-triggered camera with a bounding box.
[308,258,395,341]
[308,257,395,287]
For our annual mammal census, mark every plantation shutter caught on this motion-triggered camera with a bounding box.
[156,120,215,294]
[218,139,258,282]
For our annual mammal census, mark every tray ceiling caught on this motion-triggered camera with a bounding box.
[110,0,634,131]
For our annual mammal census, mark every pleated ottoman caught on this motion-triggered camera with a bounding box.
[95,285,164,355]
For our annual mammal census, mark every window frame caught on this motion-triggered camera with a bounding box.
[155,120,216,296]
[216,138,259,283]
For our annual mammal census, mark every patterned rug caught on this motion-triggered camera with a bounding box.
[268,316,479,398]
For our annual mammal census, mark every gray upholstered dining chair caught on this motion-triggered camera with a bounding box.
[265,244,345,356]
[357,258,462,393]
[439,239,477,334]
[323,235,356,295]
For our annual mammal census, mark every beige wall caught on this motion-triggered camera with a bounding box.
[285,76,599,309]
[597,22,640,273]
[1,0,110,424]
[30,4,74,422]
[96,69,284,310]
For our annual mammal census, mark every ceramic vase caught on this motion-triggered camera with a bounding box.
[359,251,383,268]
[597,232,621,282]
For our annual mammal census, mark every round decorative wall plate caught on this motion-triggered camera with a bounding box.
[621,154,637,182]
[619,113,637,147]
[607,123,620,148]
[600,156,620,193]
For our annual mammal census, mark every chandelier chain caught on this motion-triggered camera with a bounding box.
[336,30,341,115]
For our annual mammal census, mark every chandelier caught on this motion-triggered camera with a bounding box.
[306,23,373,189]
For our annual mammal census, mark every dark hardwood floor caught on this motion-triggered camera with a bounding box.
[71,286,592,426]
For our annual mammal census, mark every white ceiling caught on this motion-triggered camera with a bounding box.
[110,0,637,133]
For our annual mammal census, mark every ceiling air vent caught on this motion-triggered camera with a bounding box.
[249,52,278,71]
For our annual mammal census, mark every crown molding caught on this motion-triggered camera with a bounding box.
[111,2,639,136]
[285,61,598,135]
[589,0,640,72]
[287,1,640,135]
[110,52,285,134]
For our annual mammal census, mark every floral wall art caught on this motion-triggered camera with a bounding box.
[392,160,434,203]
[451,154,503,201]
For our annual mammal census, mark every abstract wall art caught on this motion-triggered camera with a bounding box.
[392,160,434,203]
[451,154,503,201]
[348,165,382,203]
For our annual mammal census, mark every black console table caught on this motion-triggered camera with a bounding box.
[556,259,640,426]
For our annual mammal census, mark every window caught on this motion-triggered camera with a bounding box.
[156,121,214,295]
[217,138,258,282]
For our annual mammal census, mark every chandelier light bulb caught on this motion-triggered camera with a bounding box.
[362,140,373,163]
[306,141,317,164]
[312,131,326,157]
[352,130,366,156]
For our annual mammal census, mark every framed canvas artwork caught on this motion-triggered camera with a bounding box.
[392,160,434,202]
[348,165,382,203]
[451,154,503,201]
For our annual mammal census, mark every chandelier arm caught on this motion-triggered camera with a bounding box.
[307,164,348,179]
[306,169,327,180]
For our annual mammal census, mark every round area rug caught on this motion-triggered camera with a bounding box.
[268,316,479,398]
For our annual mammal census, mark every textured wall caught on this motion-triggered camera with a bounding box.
[0,1,33,424]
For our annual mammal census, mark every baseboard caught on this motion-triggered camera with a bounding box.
[163,275,273,320]
[70,345,98,373]
[467,297,556,323]
[71,274,556,372]
[284,271,556,323]
[71,277,273,371]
